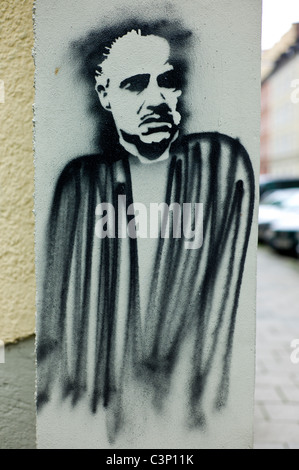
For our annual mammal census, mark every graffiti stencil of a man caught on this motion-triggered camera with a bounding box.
[37,19,255,444]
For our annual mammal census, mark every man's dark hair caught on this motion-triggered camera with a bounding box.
[72,19,193,158]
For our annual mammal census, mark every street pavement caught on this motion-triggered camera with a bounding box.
[254,245,299,449]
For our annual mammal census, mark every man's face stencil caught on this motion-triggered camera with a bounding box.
[96,31,182,159]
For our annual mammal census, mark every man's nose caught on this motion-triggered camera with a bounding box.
[143,80,166,109]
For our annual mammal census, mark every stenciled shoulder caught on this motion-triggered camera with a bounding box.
[181,132,249,157]
[58,154,106,182]
[180,132,254,176]
[53,153,107,194]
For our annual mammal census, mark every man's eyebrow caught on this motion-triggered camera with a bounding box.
[120,74,150,89]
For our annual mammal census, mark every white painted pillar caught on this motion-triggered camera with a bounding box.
[34,0,261,449]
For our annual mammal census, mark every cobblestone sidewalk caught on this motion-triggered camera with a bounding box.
[254,246,299,449]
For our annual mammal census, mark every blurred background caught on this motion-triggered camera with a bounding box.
[254,0,299,449]
[1,0,299,449]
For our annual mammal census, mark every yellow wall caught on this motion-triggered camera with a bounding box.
[0,0,35,342]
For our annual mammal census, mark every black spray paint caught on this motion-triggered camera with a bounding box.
[37,132,254,441]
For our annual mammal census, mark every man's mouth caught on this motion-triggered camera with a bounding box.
[139,115,173,135]
[141,125,172,136]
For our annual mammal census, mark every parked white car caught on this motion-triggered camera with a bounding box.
[266,191,299,255]
[258,188,299,243]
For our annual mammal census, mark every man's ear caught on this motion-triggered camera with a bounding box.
[95,83,111,111]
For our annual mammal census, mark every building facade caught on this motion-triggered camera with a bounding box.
[260,24,299,176]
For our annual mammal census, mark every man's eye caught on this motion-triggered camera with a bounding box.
[120,75,150,93]
[157,70,181,90]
